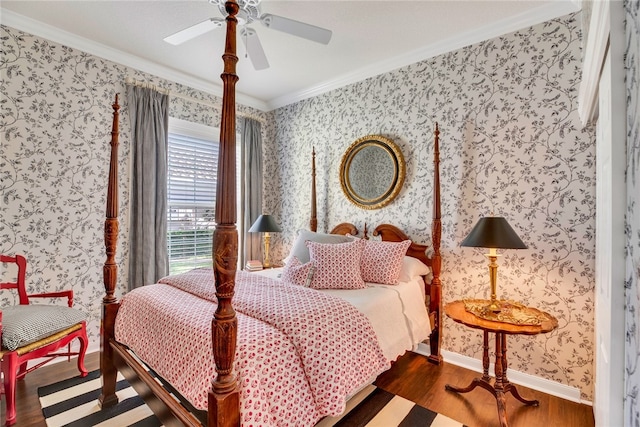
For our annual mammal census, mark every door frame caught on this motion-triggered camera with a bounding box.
[582,1,626,424]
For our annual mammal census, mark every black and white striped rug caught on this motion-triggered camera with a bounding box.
[38,370,161,426]
[330,387,466,427]
[39,371,465,427]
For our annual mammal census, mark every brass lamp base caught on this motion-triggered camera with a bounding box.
[485,251,502,313]
[485,299,503,313]
[262,232,272,269]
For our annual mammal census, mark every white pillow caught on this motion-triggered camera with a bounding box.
[288,229,354,264]
[398,256,431,282]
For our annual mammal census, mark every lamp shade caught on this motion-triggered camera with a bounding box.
[249,214,282,233]
[461,217,527,249]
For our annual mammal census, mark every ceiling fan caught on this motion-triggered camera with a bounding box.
[163,0,332,70]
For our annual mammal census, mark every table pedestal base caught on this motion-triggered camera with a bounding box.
[445,331,538,427]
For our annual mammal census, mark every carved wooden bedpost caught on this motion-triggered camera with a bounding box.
[310,147,318,232]
[99,94,121,407]
[209,1,241,426]
[428,123,443,364]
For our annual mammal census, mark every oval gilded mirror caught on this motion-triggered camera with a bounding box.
[339,135,406,210]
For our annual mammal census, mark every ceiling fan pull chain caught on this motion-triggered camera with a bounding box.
[244,28,248,58]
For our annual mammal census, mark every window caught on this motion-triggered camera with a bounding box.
[167,118,241,275]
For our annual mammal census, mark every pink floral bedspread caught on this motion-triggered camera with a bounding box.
[114,269,389,426]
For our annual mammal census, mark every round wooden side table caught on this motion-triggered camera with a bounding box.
[444,300,558,427]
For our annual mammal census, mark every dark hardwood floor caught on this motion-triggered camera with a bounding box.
[375,352,594,427]
[2,350,594,427]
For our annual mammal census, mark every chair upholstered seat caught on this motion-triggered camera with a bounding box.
[1,254,88,426]
[1,305,87,352]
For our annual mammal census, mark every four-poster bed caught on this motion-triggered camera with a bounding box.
[99,1,443,426]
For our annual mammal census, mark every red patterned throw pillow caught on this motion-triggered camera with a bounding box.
[281,256,315,287]
[306,239,366,290]
[361,240,412,285]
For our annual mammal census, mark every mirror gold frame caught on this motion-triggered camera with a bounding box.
[339,135,406,210]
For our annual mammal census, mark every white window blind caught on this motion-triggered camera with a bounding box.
[167,118,242,275]
[167,130,219,275]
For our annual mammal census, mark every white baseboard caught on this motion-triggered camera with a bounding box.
[413,343,590,405]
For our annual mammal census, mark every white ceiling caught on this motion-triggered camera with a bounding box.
[1,1,580,111]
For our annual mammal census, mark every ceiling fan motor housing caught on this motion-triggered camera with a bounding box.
[210,0,261,25]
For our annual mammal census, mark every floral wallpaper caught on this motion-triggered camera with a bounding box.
[4,7,636,406]
[265,13,597,400]
[624,0,640,424]
[0,25,268,352]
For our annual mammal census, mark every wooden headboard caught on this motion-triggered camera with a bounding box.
[330,222,431,268]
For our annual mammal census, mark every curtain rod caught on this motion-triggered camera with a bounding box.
[124,77,266,125]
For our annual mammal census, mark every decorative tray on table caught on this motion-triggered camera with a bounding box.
[462,299,553,326]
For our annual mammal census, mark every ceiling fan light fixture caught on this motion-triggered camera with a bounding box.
[212,0,259,24]
[163,0,331,69]
[209,0,262,7]
[236,10,249,26]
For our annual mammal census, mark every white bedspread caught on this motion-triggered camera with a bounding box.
[255,268,431,361]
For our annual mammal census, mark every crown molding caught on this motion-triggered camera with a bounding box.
[0,8,269,112]
[267,1,581,110]
[2,2,581,113]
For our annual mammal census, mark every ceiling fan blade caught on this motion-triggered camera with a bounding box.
[164,18,225,45]
[259,13,332,45]
[240,27,269,70]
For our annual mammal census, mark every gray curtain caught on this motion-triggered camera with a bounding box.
[127,85,169,289]
[240,118,263,267]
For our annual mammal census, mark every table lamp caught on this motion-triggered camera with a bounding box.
[249,214,282,268]
[461,216,527,313]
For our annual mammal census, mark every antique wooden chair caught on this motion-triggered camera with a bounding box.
[0,254,88,426]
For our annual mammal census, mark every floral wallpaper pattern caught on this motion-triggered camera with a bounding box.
[0,25,268,351]
[265,13,597,400]
[4,8,635,406]
[624,0,640,424]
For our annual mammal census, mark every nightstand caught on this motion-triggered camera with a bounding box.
[444,300,558,427]
[245,264,283,272]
